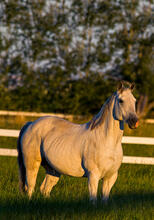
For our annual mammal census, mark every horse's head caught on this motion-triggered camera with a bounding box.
[114,81,139,129]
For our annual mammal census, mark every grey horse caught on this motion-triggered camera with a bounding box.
[17,82,138,203]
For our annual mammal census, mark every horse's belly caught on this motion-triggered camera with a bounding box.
[44,147,85,177]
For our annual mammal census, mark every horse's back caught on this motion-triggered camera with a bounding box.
[22,116,75,139]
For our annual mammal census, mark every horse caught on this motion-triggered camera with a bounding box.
[17,82,139,203]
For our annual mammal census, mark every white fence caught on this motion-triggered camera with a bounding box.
[0,110,74,120]
[0,110,154,123]
[0,128,154,165]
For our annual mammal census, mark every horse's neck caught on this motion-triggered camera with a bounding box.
[98,96,124,143]
[103,111,123,136]
[88,94,124,142]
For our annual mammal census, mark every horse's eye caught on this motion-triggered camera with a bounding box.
[119,99,123,104]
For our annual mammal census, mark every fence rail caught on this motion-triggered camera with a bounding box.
[0,148,153,165]
[0,110,74,120]
[0,128,153,165]
[0,110,153,123]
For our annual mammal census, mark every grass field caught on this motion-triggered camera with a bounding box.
[0,116,153,219]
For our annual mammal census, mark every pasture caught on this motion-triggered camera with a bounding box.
[0,116,153,220]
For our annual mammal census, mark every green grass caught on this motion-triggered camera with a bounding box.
[124,121,154,137]
[0,157,153,220]
[0,137,17,149]
[123,144,154,157]
[0,116,153,219]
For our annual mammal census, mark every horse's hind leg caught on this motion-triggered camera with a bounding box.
[40,171,60,197]
[25,160,41,198]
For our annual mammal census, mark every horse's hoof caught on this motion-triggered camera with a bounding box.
[101,198,108,205]
[90,198,97,206]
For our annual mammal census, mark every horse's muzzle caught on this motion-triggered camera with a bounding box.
[127,116,139,129]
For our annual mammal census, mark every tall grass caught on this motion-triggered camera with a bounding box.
[0,157,153,220]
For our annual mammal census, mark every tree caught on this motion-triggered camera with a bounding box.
[0,0,153,116]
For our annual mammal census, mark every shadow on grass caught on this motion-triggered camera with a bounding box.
[0,192,154,218]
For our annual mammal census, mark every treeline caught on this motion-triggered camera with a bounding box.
[0,0,153,116]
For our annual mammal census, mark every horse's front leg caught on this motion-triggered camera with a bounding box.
[102,172,118,203]
[88,172,100,204]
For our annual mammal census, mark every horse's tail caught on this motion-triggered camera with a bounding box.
[17,121,32,193]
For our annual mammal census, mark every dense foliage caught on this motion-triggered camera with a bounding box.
[0,0,153,116]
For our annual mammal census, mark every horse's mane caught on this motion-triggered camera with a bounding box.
[88,93,115,130]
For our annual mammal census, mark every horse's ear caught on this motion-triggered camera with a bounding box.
[117,81,124,93]
[130,82,135,91]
